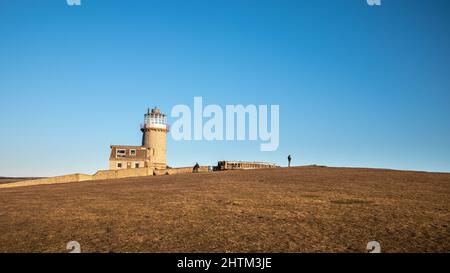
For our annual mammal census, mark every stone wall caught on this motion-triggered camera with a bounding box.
[93,168,153,180]
[0,166,210,189]
[153,166,209,176]
[0,173,93,189]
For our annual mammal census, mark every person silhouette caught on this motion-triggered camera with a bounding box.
[288,155,292,168]
[193,162,200,173]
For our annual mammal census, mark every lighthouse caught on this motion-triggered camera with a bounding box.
[141,107,168,169]
[109,107,168,170]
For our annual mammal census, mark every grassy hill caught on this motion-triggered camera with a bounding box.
[0,166,449,253]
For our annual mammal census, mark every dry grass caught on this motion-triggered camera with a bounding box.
[0,166,449,253]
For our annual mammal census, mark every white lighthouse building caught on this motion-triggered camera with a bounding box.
[109,107,168,170]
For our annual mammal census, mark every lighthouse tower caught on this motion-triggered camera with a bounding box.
[141,107,168,169]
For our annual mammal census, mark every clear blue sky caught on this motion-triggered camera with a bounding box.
[1,0,449,176]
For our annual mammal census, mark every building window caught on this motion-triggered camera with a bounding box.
[135,163,140,168]
[116,149,126,158]
[117,162,123,168]
[130,149,136,156]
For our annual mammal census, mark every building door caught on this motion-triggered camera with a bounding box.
[127,162,132,169]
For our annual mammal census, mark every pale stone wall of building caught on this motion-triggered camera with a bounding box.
[142,128,167,168]
[109,160,146,170]
[93,168,153,180]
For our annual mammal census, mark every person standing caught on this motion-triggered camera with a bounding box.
[193,162,200,173]
[288,155,292,168]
